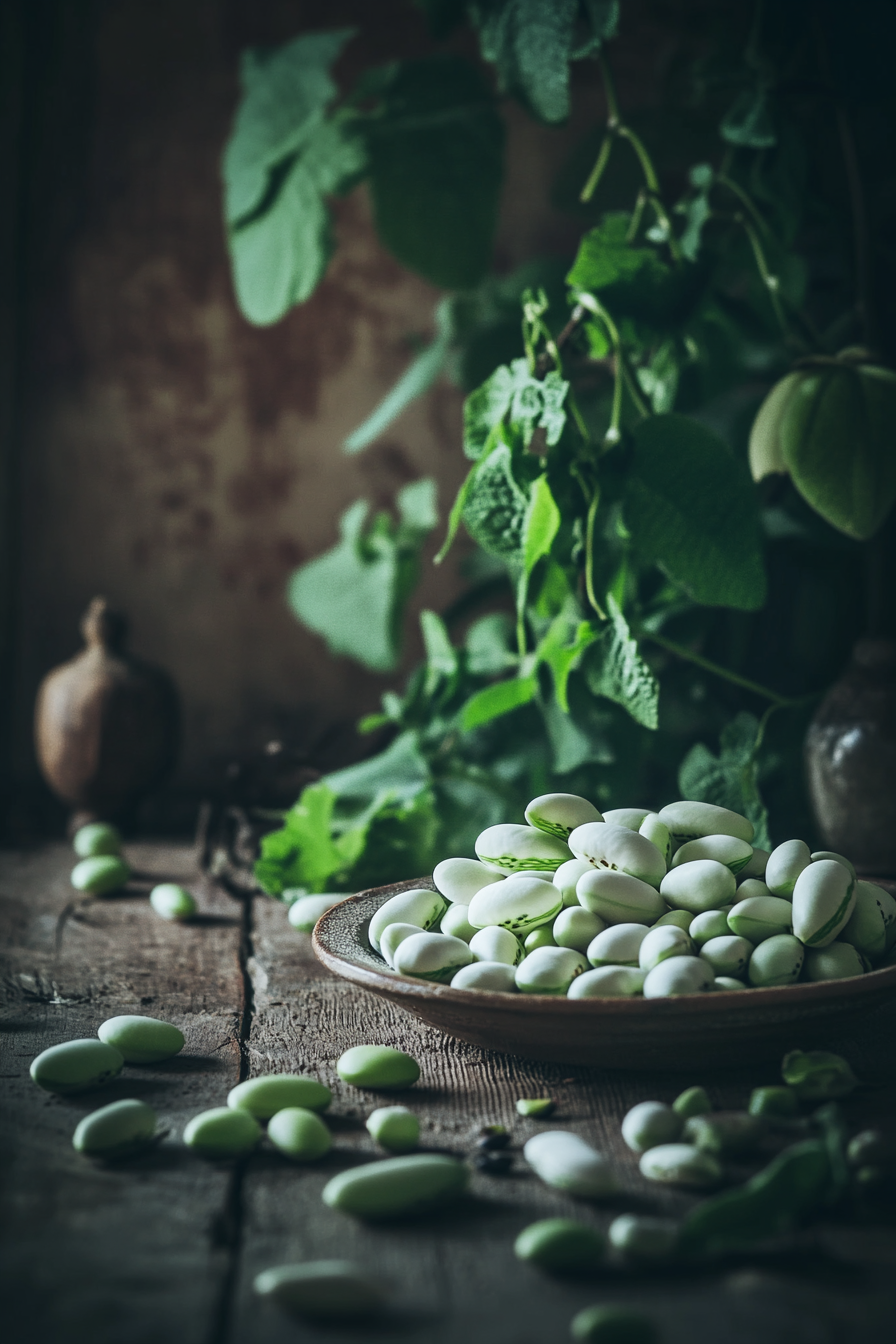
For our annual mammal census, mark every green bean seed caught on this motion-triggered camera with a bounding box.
[660,859,736,914]
[149,883,197,922]
[811,850,857,879]
[791,859,855,948]
[525,925,557,951]
[781,1049,857,1100]
[73,822,122,858]
[72,1098,157,1157]
[450,960,517,991]
[683,1111,764,1155]
[553,906,605,952]
[468,874,562,936]
[689,909,731,946]
[638,814,671,864]
[569,823,666,889]
[737,847,770,882]
[253,1261,385,1319]
[183,1106,261,1156]
[525,792,603,839]
[469,925,523,966]
[432,856,503,903]
[608,1213,678,1260]
[568,967,646,998]
[514,1218,605,1273]
[748,1086,798,1119]
[30,1039,124,1094]
[336,1046,420,1090]
[638,925,693,972]
[516,1097,556,1117]
[267,1107,332,1161]
[228,1074,331,1118]
[515,947,588,994]
[553,857,593,908]
[394,931,474,982]
[672,835,753,874]
[70,855,131,895]
[672,1086,711,1119]
[765,839,811,897]
[475,823,572,873]
[639,1143,721,1188]
[621,1101,682,1153]
[713,976,746,991]
[727,895,793,943]
[98,1014,184,1064]
[322,1154,468,1219]
[366,1105,419,1152]
[439,903,477,943]
[587,923,649,967]
[381,921,428,967]
[368,889,447,953]
[658,800,753,845]
[524,1131,618,1197]
[642,956,713,997]
[803,943,869,981]
[652,909,694,931]
[576,870,665,926]
[839,880,896,961]
[699,935,753,979]
[747,934,804,987]
[602,808,652,831]
[570,1305,658,1344]
[287,894,342,932]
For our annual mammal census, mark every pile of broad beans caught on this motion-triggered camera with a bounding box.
[364,793,895,997]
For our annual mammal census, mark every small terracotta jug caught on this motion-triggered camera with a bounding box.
[805,638,896,875]
[34,597,180,823]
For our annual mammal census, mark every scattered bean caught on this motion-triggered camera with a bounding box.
[253,1261,385,1319]
[72,1098,157,1157]
[781,1049,857,1100]
[229,1074,331,1118]
[748,1086,798,1119]
[98,1014,184,1064]
[73,822,122,858]
[267,1108,331,1161]
[30,1039,124,1094]
[336,1046,420,1091]
[322,1154,468,1219]
[672,1086,711,1118]
[524,1131,618,1197]
[608,1213,678,1260]
[286,894,342,932]
[514,1217,605,1273]
[639,1142,721,1188]
[570,1304,658,1344]
[366,1105,419,1152]
[70,855,131,895]
[683,1111,764,1155]
[183,1106,261,1156]
[149,883,197,922]
[621,1101,682,1153]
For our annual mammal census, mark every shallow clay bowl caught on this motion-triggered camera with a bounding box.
[313,878,896,1070]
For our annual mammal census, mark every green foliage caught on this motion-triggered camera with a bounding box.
[679,713,771,851]
[461,440,528,560]
[365,56,505,290]
[287,480,437,671]
[625,415,767,611]
[584,596,659,729]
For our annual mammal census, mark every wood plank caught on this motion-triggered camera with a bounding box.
[0,842,247,1344]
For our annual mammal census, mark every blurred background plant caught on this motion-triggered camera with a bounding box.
[219,0,896,898]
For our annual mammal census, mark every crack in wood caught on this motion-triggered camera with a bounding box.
[206,888,255,1344]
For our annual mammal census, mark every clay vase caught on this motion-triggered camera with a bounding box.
[34,597,180,823]
[805,639,896,875]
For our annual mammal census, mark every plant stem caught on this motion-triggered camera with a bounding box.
[834,100,874,348]
[584,490,606,620]
[642,630,808,706]
[715,174,768,235]
[738,216,796,345]
[580,132,613,204]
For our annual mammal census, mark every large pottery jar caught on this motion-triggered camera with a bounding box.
[34,597,180,823]
[805,639,896,875]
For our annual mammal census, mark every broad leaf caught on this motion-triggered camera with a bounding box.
[625,414,767,611]
[517,474,562,615]
[365,56,505,289]
[344,300,454,453]
[720,82,777,149]
[463,359,568,461]
[567,214,669,293]
[254,783,349,895]
[223,30,356,226]
[460,675,537,730]
[326,730,431,810]
[462,441,528,560]
[420,608,458,693]
[465,612,517,676]
[584,596,659,729]
[287,480,437,672]
[463,364,516,461]
[679,713,771,849]
[470,0,578,124]
[536,613,598,713]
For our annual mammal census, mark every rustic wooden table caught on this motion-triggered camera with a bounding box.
[3,841,896,1344]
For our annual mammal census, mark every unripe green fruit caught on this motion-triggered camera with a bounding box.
[73,823,122,858]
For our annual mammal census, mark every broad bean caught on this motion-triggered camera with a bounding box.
[642,956,713,997]
[638,925,693,972]
[253,1261,385,1319]
[366,1105,419,1152]
[322,1154,468,1219]
[267,1108,331,1161]
[660,859,736,914]
[98,1014,184,1064]
[569,823,666,889]
[791,860,855,947]
[337,1045,420,1090]
[432,857,503,904]
[747,934,804,987]
[516,946,588,994]
[839,880,896,960]
[31,1039,123,1094]
[475,823,572,873]
[525,925,557,951]
[450,960,517,992]
[576,871,665,926]
[382,921,430,967]
[514,1217,605,1273]
[658,800,753,844]
[608,1213,678,1260]
[469,926,523,966]
[567,967,645,998]
[683,1111,764,1155]
[525,792,603,838]
[468,875,562,936]
[439,903,477,943]
[553,906,605,953]
[765,839,811,896]
[638,814,671,864]
[149,883,197,922]
[672,835,753,875]
[601,808,651,830]
[570,1306,658,1344]
[183,1107,261,1156]
[689,909,730,946]
[727,895,793,943]
[70,855,131,895]
[621,1101,682,1153]
[394,931,473,982]
[803,943,869,981]
[287,894,341,932]
[639,1143,721,1187]
[73,822,122,858]
[672,1086,711,1118]
[699,935,753,979]
[553,857,593,908]
[228,1074,331,1117]
[748,1086,798,1119]
[781,1049,857,1100]
[524,1130,618,1197]
[652,909,694,932]
[810,850,856,880]
[368,889,446,953]
[72,1098,157,1157]
[586,923,648,966]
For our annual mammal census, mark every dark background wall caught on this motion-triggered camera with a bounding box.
[0,0,741,829]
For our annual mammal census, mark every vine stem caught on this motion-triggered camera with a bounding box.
[738,215,795,345]
[641,630,811,707]
[584,490,606,620]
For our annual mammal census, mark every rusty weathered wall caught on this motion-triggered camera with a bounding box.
[10,0,731,812]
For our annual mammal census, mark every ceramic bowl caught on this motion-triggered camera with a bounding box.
[313,878,896,1070]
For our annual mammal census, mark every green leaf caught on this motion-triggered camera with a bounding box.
[463,364,516,460]
[625,414,767,611]
[460,675,537,730]
[344,300,454,454]
[463,358,568,462]
[720,82,777,149]
[635,339,680,414]
[420,608,458,693]
[678,713,771,850]
[462,440,528,560]
[465,613,517,676]
[365,56,505,289]
[536,613,598,713]
[254,783,352,896]
[326,730,431,810]
[469,0,578,124]
[584,595,659,729]
[520,474,561,602]
[287,481,437,672]
[567,214,669,293]
[222,30,356,226]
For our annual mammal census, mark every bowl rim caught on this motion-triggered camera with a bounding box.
[312,879,896,1015]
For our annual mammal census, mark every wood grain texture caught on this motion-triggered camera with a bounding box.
[4,844,896,1344]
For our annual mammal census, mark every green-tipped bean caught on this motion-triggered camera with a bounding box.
[621,1101,682,1153]
[672,1086,711,1118]
[228,1074,331,1117]
[72,1098,157,1158]
[366,1105,419,1152]
[267,1108,331,1161]
[337,1046,420,1090]
[514,1217,605,1272]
